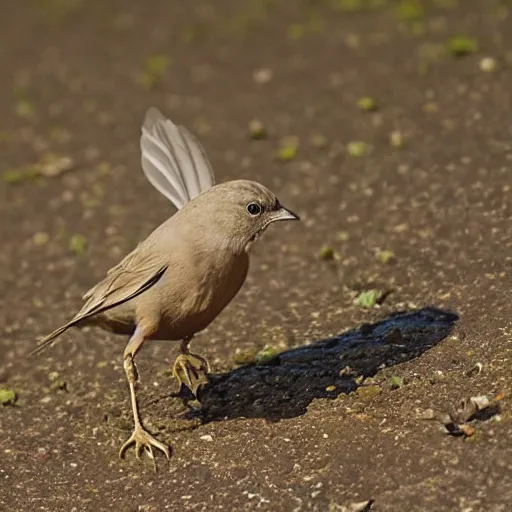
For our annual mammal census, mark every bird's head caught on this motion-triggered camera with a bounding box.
[184,179,300,253]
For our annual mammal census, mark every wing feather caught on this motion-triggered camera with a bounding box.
[31,248,167,355]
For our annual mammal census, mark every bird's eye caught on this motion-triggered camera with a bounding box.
[246,202,262,216]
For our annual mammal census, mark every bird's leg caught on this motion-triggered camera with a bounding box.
[172,336,210,397]
[119,327,170,466]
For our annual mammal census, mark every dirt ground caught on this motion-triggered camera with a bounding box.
[1,1,511,511]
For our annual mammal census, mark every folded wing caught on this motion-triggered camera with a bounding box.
[31,247,168,355]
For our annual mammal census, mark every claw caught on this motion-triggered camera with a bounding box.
[172,352,210,396]
[119,425,170,468]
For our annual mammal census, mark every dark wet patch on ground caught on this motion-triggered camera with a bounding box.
[197,307,458,421]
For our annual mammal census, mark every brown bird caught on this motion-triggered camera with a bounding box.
[32,107,299,462]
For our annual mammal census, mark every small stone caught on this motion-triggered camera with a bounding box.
[479,57,497,72]
[38,153,74,178]
[200,434,213,442]
[388,376,404,389]
[390,130,405,149]
[319,245,335,261]
[347,141,368,157]
[48,371,60,381]
[357,97,378,112]
[377,250,395,264]
[249,119,266,140]
[336,231,350,242]
[253,68,273,84]
[33,232,50,246]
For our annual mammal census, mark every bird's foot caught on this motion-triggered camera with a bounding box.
[172,352,210,397]
[119,425,170,468]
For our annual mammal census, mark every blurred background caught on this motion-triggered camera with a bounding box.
[1,1,511,511]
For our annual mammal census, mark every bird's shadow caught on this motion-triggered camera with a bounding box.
[185,306,459,423]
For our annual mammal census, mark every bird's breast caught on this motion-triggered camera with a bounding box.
[156,249,249,339]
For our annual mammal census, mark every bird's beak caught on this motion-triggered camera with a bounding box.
[271,205,300,222]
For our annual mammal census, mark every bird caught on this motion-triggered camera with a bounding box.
[32,107,300,463]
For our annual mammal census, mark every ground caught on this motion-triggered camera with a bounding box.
[1,1,511,511]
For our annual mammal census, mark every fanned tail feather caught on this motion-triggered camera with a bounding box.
[140,107,216,209]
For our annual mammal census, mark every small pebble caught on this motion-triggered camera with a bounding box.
[248,119,266,140]
[357,96,378,112]
[480,57,497,72]
[33,232,50,246]
[319,245,335,261]
[253,68,273,84]
[347,141,368,157]
[390,130,405,149]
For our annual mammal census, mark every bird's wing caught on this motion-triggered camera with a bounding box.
[140,107,216,209]
[79,246,167,318]
[31,248,167,355]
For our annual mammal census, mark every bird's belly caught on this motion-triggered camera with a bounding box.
[154,254,249,340]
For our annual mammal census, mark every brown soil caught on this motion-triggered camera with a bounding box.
[1,1,511,511]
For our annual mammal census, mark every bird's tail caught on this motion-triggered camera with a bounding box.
[30,320,78,356]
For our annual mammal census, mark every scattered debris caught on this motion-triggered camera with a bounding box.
[336,231,350,242]
[377,249,395,264]
[33,232,50,247]
[319,245,336,261]
[354,289,383,308]
[389,130,405,149]
[430,392,504,437]
[465,362,483,377]
[277,136,298,161]
[233,349,258,365]
[394,0,424,22]
[329,499,374,512]
[3,153,75,184]
[446,36,478,57]
[69,234,88,255]
[0,388,17,406]
[355,385,381,400]
[347,141,369,157]
[49,380,68,392]
[3,166,38,184]
[37,153,75,177]
[193,116,212,136]
[253,67,273,84]
[255,345,280,365]
[138,54,170,89]
[339,366,357,377]
[249,119,266,140]
[388,376,404,390]
[357,96,378,112]
[310,133,328,149]
[16,100,35,119]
